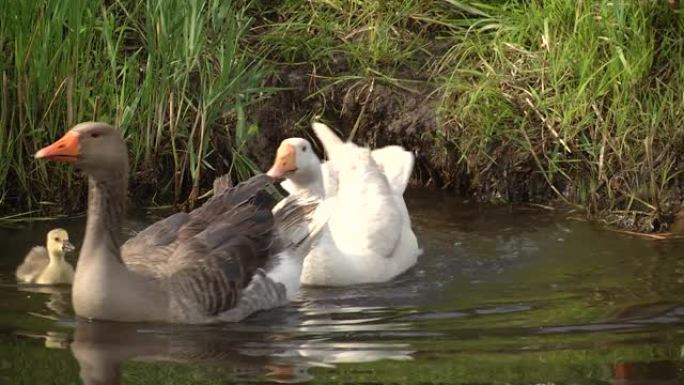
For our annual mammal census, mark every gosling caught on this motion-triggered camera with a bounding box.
[16,228,76,285]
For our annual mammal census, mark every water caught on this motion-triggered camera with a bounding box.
[1,189,683,384]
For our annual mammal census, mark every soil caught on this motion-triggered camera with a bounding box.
[244,65,683,233]
[248,65,552,201]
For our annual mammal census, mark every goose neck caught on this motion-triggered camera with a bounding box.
[290,167,325,198]
[81,174,126,263]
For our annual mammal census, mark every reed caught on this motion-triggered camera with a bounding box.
[0,0,267,215]
[2,0,683,229]
[434,1,684,229]
[250,0,684,230]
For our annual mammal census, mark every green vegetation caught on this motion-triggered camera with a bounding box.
[2,0,683,230]
[434,1,684,230]
[0,0,266,214]
[249,0,684,231]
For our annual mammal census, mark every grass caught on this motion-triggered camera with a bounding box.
[252,0,444,74]
[0,0,268,216]
[247,0,684,231]
[1,0,683,230]
[433,1,684,230]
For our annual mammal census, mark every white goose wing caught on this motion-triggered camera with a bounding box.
[309,122,413,197]
[370,145,414,196]
[312,122,402,258]
[314,146,412,198]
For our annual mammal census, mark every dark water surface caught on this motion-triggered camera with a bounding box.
[1,189,683,384]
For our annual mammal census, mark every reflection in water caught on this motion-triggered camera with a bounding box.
[70,320,295,385]
[11,285,72,351]
[17,284,71,318]
[15,330,70,350]
[1,190,684,384]
[613,361,683,385]
[69,316,414,385]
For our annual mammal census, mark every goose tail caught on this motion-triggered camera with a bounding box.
[312,122,344,158]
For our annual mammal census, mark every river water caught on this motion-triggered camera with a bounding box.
[0,189,683,384]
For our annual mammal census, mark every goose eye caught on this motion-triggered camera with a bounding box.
[91,133,100,138]
[301,146,307,152]
[54,237,60,242]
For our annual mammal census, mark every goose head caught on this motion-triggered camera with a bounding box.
[46,228,75,259]
[267,138,321,185]
[35,122,128,182]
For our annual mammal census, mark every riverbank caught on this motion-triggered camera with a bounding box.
[246,0,684,232]
[2,1,683,231]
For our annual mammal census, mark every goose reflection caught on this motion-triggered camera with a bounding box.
[69,310,414,385]
[11,284,72,350]
[17,284,71,319]
[15,282,416,383]
[14,277,416,384]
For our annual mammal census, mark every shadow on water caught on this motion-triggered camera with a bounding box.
[1,188,684,384]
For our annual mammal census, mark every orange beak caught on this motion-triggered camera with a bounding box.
[267,143,297,178]
[35,131,81,163]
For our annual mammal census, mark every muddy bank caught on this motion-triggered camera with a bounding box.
[244,65,684,233]
[3,1,681,234]
[248,66,462,189]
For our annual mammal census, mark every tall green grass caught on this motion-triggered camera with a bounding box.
[0,0,267,214]
[250,0,684,230]
[435,1,684,228]
[254,0,444,74]
[2,0,683,229]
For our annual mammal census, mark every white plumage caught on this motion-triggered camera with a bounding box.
[268,122,421,286]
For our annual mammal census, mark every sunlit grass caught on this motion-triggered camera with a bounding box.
[0,0,267,214]
[2,0,683,228]
[433,1,684,229]
[250,0,683,228]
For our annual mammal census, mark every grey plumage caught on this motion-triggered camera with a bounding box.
[38,122,320,323]
[271,193,327,266]
[212,173,233,196]
[118,173,320,322]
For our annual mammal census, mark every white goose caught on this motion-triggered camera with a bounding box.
[267,122,421,286]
